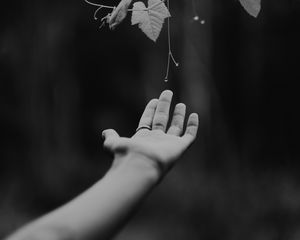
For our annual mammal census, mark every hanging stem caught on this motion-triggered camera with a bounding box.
[85,0,178,82]
[164,0,179,82]
[191,0,199,19]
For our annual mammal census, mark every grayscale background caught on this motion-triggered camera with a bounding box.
[1,0,300,239]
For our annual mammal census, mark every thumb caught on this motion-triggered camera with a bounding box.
[102,129,120,151]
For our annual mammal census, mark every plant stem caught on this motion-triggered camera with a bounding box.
[164,0,178,82]
[84,0,115,9]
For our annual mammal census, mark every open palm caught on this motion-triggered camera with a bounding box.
[102,90,199,173]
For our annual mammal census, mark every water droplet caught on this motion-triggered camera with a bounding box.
[201,20,205,24]
[193,15,199,21]
[164,78,168,82]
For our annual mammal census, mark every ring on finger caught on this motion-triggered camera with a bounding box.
[136,125,152,132]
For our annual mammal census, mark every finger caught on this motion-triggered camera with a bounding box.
[152,90,173,131]
[138,99,158,128]
[102,129,120,150]
[167,103,186,136]
[182,113,199,144]
[102,129,131,154]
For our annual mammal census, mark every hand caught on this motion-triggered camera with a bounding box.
[102,90,199,175]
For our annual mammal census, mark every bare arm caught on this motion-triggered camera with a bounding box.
[6,90,199,240]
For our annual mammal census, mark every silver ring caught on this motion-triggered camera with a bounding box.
[136,125,152,132]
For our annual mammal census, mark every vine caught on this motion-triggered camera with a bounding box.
[84,0,261,81]
[164,0,178,82]
[85,0,178,81]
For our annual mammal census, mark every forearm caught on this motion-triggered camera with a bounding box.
[7,89,199,240]
[61,153,160,239]
[7,153,160,240]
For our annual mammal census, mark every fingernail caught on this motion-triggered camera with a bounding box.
[164,89,173,95]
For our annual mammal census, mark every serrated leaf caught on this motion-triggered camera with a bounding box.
[131,0,171,42]
[109,0,133,30]
[239,0,261,18]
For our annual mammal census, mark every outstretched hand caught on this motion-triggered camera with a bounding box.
[5,90,198,240]
[102,90,199,175]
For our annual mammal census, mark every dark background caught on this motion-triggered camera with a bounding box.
[1,0,300,239]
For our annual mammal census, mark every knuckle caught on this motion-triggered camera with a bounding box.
[154,115,168,123]
[153,122,165,128]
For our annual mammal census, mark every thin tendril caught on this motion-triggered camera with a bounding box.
[170,52,178,66]
[99,20,106,29]
[94,6,104,20]
[84,0,115,9]
[85,0,166,13]
[191,0,198,18]
[164,0,178,82]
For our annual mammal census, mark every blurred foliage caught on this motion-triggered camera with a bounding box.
[1,0,300,239]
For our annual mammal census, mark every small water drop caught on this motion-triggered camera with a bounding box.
[201,20,205,24]
[164,78,168,82]
[193,15,199,21]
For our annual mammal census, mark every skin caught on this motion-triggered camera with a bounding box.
[6,90,199,240]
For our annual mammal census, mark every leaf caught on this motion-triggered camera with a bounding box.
[239,0,261,18]
[131,0,171,42]
[109,0,133,30]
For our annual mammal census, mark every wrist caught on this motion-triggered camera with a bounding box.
[110,152,162,184]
